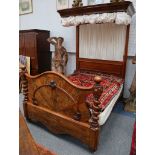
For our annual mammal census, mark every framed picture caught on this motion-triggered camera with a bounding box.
[88,0,96,5]
[19,0,33,15]
[57,0,69,10]
[88,0,106,5]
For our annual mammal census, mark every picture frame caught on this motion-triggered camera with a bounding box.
[88,0,96,5]
[88,0,106,5]
[19,0,33,15]
[56,0,69,10]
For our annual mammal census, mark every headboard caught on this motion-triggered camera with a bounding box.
[76,24,130,79]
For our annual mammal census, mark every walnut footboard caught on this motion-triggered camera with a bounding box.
[20,67,103,151]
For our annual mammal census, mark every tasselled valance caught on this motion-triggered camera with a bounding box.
[61,12,131,26]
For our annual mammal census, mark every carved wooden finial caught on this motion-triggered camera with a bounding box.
[90,76,103,129]
[19,64,26,74]
[72,0,83,8]
[20,65,26,71]
[94,76,102,84]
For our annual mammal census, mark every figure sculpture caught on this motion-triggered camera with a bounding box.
[72,0,83,7]
[47,37,68,75]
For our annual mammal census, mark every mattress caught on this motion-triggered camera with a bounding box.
[68,71,123,110]
[68,71,123,125]
[99,84,123,125]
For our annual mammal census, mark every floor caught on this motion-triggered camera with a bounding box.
[19,94,135,155]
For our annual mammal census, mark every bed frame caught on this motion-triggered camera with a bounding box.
[20,25,129,151]
[21,2,135,152]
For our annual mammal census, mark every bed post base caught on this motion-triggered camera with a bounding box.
[88,129,100,152]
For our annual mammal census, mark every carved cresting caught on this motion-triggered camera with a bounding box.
[90,76,103,129]
[20,66,29,118]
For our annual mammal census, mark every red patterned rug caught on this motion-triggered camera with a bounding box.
[68,71,123,110]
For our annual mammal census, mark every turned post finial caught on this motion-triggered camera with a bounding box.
[94,76,102,84]
[90,76,103,129]
[20,65,26,70]
[93,76,103,100]
[20,65,27,78]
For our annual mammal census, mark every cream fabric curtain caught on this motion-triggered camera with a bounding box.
[79,23,127,61]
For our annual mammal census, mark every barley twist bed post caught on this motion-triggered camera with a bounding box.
[90,76,103,129]
[20,66,29,119]
[88,76,103,151]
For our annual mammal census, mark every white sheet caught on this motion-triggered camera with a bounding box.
[99,84,123,126]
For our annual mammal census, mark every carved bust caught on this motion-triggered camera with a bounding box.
[72,0,83,7]
[47,37,68,75]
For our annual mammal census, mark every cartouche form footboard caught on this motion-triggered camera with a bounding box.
[20,66,103,151]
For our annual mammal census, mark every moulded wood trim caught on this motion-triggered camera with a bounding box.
[25,71,93,90]
[57,1,135,17]
[78,58,124,77]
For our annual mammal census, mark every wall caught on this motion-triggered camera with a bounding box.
[19,0,88,52]
[19,0,136,98]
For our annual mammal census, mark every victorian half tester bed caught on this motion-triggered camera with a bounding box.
[20,1,135,151]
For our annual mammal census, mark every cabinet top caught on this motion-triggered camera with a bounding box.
[19,29,50,33]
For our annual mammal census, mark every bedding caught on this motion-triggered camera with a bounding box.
[99,84,123,125]
[68,71,123,111]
